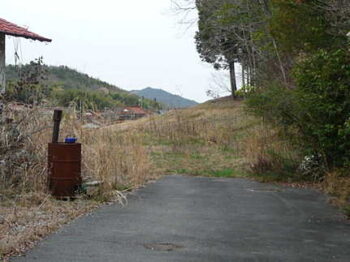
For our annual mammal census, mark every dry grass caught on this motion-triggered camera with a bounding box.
[323,172,350,217]
[137,100,255,177]
[131,99,299,180]
[0,195,98,260]
[243,122,301,181]
[0,106,156,260]
[1,98,348,260]
[82,128,156,197]
[0,106,51,195]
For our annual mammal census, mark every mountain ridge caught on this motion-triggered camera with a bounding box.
[131,87,198,108]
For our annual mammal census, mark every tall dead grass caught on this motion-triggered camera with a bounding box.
[0,105,154,199]
[135,101,254,175]
[324,171,350,216]
[143,101,247,149]
[136,99,302,180]
[0,106,51,196]
[1,105,155,259]
[82,128,154,198]
[243,121,301,178]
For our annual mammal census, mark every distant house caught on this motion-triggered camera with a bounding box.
[119,106,148,120]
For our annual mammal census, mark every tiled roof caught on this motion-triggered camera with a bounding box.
[0,18,51,42]
[123,106,148,115]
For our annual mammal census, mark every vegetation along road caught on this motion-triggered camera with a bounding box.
[12,175,350,262]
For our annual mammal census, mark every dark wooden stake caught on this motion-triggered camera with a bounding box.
[52,109,63,143]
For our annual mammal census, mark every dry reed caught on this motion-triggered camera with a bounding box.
[0,105,155,260]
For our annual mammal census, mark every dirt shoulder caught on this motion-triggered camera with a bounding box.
[0,194,100,261]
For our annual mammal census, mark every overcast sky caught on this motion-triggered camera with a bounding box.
[1,0,234,102]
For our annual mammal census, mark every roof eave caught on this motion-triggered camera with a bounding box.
[0,30,52,42]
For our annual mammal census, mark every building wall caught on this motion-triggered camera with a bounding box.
[0,33,5,94]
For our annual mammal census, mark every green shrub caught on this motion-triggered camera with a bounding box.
[293,49,350,168]
[245,83,299,128]
[246,48,350,173]
[236,85,256,98]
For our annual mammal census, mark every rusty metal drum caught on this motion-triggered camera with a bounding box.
[48,143,82,198]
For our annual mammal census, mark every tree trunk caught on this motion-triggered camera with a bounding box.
[247,65,251,86]
[0,33,5,94]
[229,62,237,99]
[241,62,246,88]
[0,33,5,117]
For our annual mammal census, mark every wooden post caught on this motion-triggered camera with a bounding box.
[229,62,237,99]
[0,33,5,94]
[52,109,63,143]
[0,33,5,116]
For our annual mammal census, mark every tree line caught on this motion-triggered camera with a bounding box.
[5,60,162,111]
[176,0,350,176]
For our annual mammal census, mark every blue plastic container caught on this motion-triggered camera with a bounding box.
[65,137,77,143]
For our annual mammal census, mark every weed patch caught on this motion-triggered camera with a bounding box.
[210,169,235,177]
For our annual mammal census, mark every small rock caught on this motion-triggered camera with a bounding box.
[0,215,5,224]
[85,181,102,187]
[82,123,100,129]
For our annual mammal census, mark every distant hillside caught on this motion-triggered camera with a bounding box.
[131,87,198,108]
[6,65,123,92]
[5,65,161,110]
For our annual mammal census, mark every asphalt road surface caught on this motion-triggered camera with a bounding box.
[12,175,350,262]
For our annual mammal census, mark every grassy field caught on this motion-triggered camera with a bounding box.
[108,98,349,215]
[1,98,349,260]
[136,99,299,181]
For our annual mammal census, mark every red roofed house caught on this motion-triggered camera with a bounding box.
[0,18,51,95]
[119,106,149,120]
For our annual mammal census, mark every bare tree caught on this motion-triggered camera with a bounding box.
[207,71,232,99]
[170,0,197,28]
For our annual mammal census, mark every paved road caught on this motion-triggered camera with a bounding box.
[12,175,350,262]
